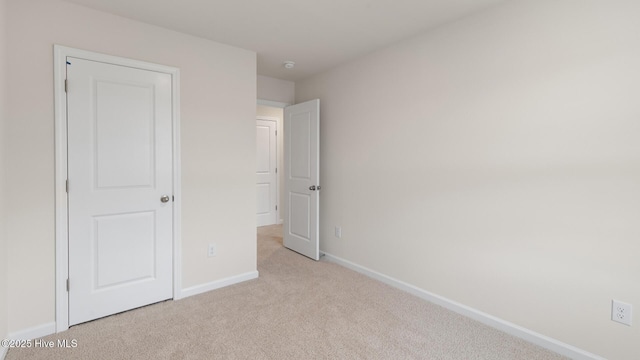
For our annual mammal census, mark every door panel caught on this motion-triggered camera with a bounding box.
[67,57,173,326]
[290,113,311,179]
[283,99,320,260]
[94,211,156,288]
[95,81,155,188]
[289,193,310,239]
[256,119,277,226]
[256,184,272,214]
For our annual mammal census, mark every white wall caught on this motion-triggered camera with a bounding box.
[0,0,8,354]
[5,0,256,333]
[257,75,294,104]
[296,0,640,359]
[257,105,284,224]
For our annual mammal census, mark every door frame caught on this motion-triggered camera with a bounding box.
[256,117,279,226]
[257,99,289,225]
[53,45,182,332]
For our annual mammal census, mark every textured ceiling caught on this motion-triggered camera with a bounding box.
[64,0,507,81]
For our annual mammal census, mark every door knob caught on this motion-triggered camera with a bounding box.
[160,195,170,203]
[309,185,316,191]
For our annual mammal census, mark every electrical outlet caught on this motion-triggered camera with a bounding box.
[334,226,342,238]
[612,300,632,326]
[208,243,217,257]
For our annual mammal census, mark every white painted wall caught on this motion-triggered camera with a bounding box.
[257,105,284,224]
[5,0,256,334]
[257,75,294,104]
[0,0,8,353]
[296,1,640,359]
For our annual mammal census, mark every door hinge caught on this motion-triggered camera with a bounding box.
[275,205,278,211]
[64,79,68,93]
[275,168,277,174]
[65,179,69,193]
[275,130,277,136]
[66,278,70,292]
[172,195,175,202]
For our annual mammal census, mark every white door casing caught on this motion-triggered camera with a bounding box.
[283,99,320,260]
[256,119,278,226]
[54,46,181,331]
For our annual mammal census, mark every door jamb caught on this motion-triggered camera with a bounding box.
[53,45,182,332]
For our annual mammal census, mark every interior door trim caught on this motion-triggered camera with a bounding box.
[53,45,182,332]
[257,99,290,108]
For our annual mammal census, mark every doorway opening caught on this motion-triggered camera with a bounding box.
[256,103,285,226]
[256,98,321,261]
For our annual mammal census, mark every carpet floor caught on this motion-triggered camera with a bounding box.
[6,225,567,359]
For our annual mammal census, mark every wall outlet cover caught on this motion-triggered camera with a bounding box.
[208,243,217,257]
[612,300,632,326]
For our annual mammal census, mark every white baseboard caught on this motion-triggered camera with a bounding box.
[322,252,604,360]
[179,271,259,299]
[8,322,56,341]
[0,324,51,360]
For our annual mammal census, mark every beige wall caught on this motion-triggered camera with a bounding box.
[0,0,8,348]
[5,0,256,333]
[257,75,294,104]
[257,105,284,224]
[296,0,640,359]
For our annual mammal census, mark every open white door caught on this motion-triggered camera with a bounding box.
[283,99,320,260]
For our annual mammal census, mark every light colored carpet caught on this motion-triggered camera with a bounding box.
[6,225,567,359]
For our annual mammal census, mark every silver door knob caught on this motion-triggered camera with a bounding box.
[160,195,170,203]
[309,185,316,191]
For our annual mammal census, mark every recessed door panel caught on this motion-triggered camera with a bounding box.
[290,113,311,180]
[256,125,271,174]
[256,183,272,215]
[289,193,310,241]
[95,81,155,189]
[94,212,156,289]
